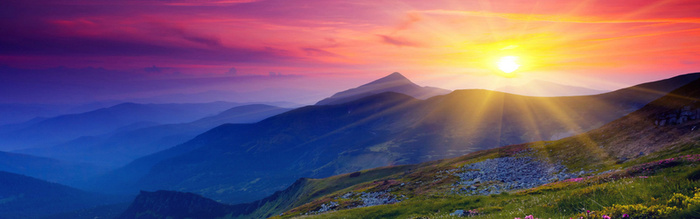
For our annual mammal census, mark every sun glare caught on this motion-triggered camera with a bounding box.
[498,56,520,74]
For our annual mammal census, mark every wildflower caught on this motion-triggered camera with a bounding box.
[622,214,630,218]
[603,215,611,219]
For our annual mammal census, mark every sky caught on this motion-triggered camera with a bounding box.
[1,0,699,104]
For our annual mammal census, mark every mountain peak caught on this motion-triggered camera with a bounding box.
[362,72,412,87]
[316,72,450,105]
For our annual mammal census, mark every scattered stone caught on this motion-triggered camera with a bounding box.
[450,210,465,216]
[359,191,402,207]
[451,157,589,195]
[449,209,480,217]
[309,201,338,214]
[654,106,699,127]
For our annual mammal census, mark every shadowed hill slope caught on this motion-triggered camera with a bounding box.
[0,171,120,219]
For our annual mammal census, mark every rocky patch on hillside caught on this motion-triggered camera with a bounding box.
[448,156,592,196]
[306,190,407,215]
[654,106,699,126]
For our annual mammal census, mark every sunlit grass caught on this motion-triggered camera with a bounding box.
[278,154,700,219]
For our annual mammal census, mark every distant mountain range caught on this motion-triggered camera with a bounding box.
[0,102,120,126]
[0,151,107,187]
[0,171,121,219]
[496,79,609,96]
[19,104,290,168]
[117,74,700,218]
[316,72,451,105]
[0,102,247,151]
[124,72,700,204]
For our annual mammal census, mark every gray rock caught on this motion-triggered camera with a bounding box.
[451,157,587,194]
[450,210,465,216]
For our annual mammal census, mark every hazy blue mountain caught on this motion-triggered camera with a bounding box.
[127,90,311,107]
[0,117,47,135]
[0,102,244,151]
[316,72,450,105]
[128,73,700,204]
[0,102,119,126]
[0,171,121,219]
[20,104,290,167]
[188,104,292,127]
[118,180,315,219]
[0,104,56,127]
[0,150,106,187]
[42,203,131,219]
[117,190,236,219]
[496,79,609,96]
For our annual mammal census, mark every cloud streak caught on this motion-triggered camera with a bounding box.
[416,9,700,24]
[377,35,421,47]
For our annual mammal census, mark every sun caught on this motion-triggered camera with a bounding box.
[497,56,520,74]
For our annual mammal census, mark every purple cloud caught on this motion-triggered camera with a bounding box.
[376,35,420,47]
[301,48,339,57]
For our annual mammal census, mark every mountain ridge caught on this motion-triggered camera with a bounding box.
[19,104,290,167]
[0,171,122,219]
[0,150,107,187]
[315,72,451,105]
[0,102,246,151]
[496,79,609,96]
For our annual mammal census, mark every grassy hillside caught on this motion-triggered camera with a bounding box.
[269,78,700,218]
[275,140,700,218]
